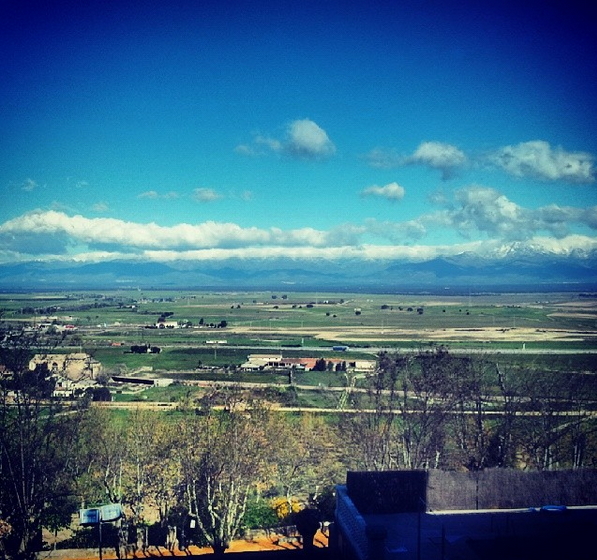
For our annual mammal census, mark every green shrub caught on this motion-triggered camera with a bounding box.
[242,499,279,530]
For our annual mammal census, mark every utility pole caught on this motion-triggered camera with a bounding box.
[98,513,103,560]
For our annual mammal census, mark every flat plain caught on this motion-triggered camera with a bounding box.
[2,289,597,378]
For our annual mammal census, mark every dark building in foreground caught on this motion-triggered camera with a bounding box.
[334,469,597,560]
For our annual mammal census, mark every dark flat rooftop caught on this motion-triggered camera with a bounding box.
[365,506,597,560]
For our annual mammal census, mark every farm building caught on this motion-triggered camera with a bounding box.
[241,354,375,373]
[28,352,102,381]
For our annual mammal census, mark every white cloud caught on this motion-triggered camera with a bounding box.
[138,190,159,199]
[255,134,283,152]
[192,188,222,202]
[0,211,339,253]
[366,140,595,183]
[2,193,596,265]
[488,140,595,182]
[286,119,336,159]
[364,142,466,179]
[266,226,329,247]
[236,119,335,160]
[525,234,597,255]
[140,243,476,262]
[138,190,180,200]
[3,233,595,266]
[326,223,367,246]
[361,182,405,201]
[0,211,247,251]
[534,204,581,237]
[425,185,597,241]
[423,185,533,241]
[406,141,467,179]
[365,218,427,242]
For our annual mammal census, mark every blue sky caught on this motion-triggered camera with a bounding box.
[1,0,596,267]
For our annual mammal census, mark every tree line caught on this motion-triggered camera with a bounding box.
[347,348,597,472]
[1,336,597,558]
[0,333,343,558]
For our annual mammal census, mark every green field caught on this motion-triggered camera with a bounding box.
[3,290,597,473]
[2,289,595,328]
[1,288,595,326]
[2,289,597,374]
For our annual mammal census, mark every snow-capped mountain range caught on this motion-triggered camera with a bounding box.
[1,243,596,292]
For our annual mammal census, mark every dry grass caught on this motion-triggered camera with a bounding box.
[231,324,597,343]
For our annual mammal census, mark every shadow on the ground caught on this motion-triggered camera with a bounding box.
[183,551,330,559]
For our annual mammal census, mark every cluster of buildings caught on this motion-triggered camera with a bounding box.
[240,354,376,373]
[28,352,101,398]
[25,321,78,334]
[17,350,376,400]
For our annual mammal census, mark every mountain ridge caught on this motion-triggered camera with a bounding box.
[0,248,596,291]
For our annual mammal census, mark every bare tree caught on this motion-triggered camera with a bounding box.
[484,361,521,468]
[397,347,458,469]
[564,374,597,469]
[345,352,406,470]
[272,412,344,511]
[175,390,276,555]
[449,355,493,470]
[348,347,491,470]
[516,369,595,470]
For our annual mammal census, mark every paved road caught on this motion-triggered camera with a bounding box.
[64,342,597,355]
[202,344,597,355]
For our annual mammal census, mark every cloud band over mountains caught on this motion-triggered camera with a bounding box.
[2,123,595,270]
[2,182,596,264]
